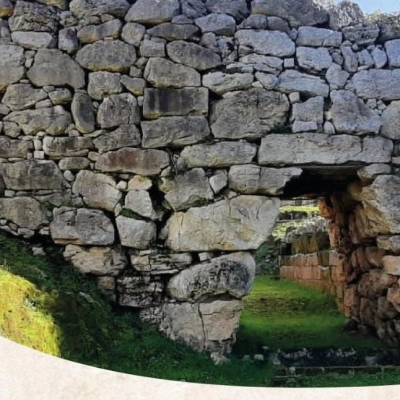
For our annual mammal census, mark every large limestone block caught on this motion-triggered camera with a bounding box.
[64,245,127,276]
[296,47,332,71]
[195,13,236,36]
[141,116,210,148]
[116,216,156,249]
[0,137,32,158]
[210,88,289,139]
[381,101,400,140]
[93,125,141,152]
[11,31,56,50]
[160,168,214,211]
[77,20,122,44]
[276,70,329,97]
[258,134,392,165]
[27,49,85,89]
[202,72,253,95]
[71,92,95,134]
[125,0,180,24]
[385,39,400,67]
[331,90,381,134]
[296,26,342,47]
[251,0,328,28]
[76,40,136,72]
[0,45,25,92]
[43,136,93,158]
[2,84,47,111]
[147,23,199,41]
[95,148,169,175]
[167,41,221,71]
[229,165,302,195]
[72,170,121,212]
[4,106,72,136]
[167,252,255,301]
[1,160,63,190]
[143,88,208,119]
[124,190,157,220]
[205,0,249,20]
[351,70,400,101]
[50,208,115,245]
[0,197,47,230]
[179,141,257,168]
[88,72,122,100]
[361,175,400,235]
[166,196,280,251]
[70,0,129,18]
[131,252,192,275]
[328,1,364,30]
[235,30,295,57]
[144,58,200,88]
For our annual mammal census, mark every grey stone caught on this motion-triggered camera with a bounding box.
[385,39,400,68]
[4,106,71,136]
[258,134,392,165]
[239,54,283,73]
[72,170,122,212]
[372,47,388,69]
[331,90,381,134]
[167,41,221,71]
[50,207,115,245]
[70,0,129,19]
[147,23,198,41]
[379,15,400,42]
[326,63,349,89]
[125,0,180,24]
[179,141,257,168]
[11,31,55,50]
[2,84,47,111]
[0,45,25,92]
[49,89,72,105]
[76,40,136,72]
[97,93,139,129]
[328,1,364,30]
[235,29,295,57]
[181,0,208,19]
[140,39,165,58]
[142,116,210,148]
[143,88,209,119]
[144,58,200,88]
[202,72,253,95]
[127,176,152,191]
[43,136,93,158]
[166,196,280,251]
[120,76,145,96]
[0,137,32,158]
[357,164,392,183]
[352,70,400,100]
[88,72,122,100]
[131,252,192,275]
[93,125,141,152]
[116,216,156,249]
[205,0,249,20]
[296,47,332,71]
[358,49,374,68]
[71,92,95,134]
[121,23,145,46]
[59,157,90,171]
[125,190,157,220]
[292,96,324,124]
[341,46,358,72]
[195,14,236,36]
[27,49,85,89]
[64,245,127,276]
[240,14,268,30]
[276,70,329,97]
[378,236,400,253]
[255,72,277,89]
[292,121,317,133]
[1,160,63,190]
[167,252,255,301]
[95,148,170,175]
[296,26,342,47]
[0,197,47,230]
[77,20,122,44]
[210,88,289,139]
[381,101,400,140]
[343,25,379,46]
[0,0,13,17]
[58,28,79,54]
[160,168,214,211]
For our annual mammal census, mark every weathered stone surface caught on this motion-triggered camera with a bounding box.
[292,96,323,124]
[50,208,115,245]
[0,0,13,17]
[4,106,71,135]
[147,23,198,41]
[210,88,289,139]
[125,0,180,24]
[58,28,79,54]
[43,136,93,158]
[326,64,349,89]
[167,252,255,301]
[381,101,400,140]
[352,70,400,101]
[328,1,364,30]
[239,54,283,73]
[167,41,221,71]
[229,165,302,195]
[357,164,392,183]
[27,49,85,89]
[251,0,328,28]
[167,196,280,251]
[48,89,72,105]
[143,88,208,119]
[383,256,400,276]
[0,197,47,230]
[73,171,121,212]
[118,275,163,307]
[87,72,122,100]
[120,76,145,96]
[235,29,295,57]
[277,70,329,97]
[1,160,63,190]
[206,0,248,19]
[121,22,145,46]
[387,286,400,313]
[0,137,32,158]
[76,40,136,72]
[361,175,400,235]
[131,252,192,275]
[343,25,379,46]
[64,245,127,276]
[0,45,25,92]
[181,0,208,19]
[59,157,90,171]
[97,93,139,129]
[179,141,257,168]
[11,31,55,49]
[141,116,210,148]
[258,134,392,165]
[93,125,141,152]
[296,26,342,47]
[139,39,166,58]
[70,0,129,19]
[2,84,47,111]
[202,72,253,95]
[144,58,200,88]
[71,92,95,134]
[77,20,122,44]
[160,168,214,211]
[96,148,169,175]
[378,236,400,253]
[116,216,156,249]
[296,47,332,71]
[195,13,236,36]
[342,46,358,72]
[331,90,381,134]
[127,176,152,191]
[124,190,157,220]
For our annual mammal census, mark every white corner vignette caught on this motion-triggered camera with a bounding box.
[0,336,398,400]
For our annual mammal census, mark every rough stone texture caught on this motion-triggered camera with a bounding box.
[328,1,364,30]
[124,190,158,220]
[71,92,95,134]
[118,275,163,307]
[296,26,342,47]
[131,252,192,275]
[378,236,400,253]
[0,137,32,158]
[381,101,400,140]
[166,196,280,251]
[205,0,248,20]
[70,0,129,18]
[43,136,93,158]
[93,125,141,152]
[276,70,329,97]
[0,45,25,92]
[296,47,332,71]
[88,72,122,100]
[147,23,198,41]
[195,13,236,36]
[2,84,47,111]
[11,31,55,50]
[125,0,180,25]
[116,216,156,249]
[202,72,253,95]
[77,20,122,44]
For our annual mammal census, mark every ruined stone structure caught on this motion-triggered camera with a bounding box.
[1,0,400,355]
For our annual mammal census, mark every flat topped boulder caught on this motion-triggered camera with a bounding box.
[70,0,130,18]
[125,0,180,24]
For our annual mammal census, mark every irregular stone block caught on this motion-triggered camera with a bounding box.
[70,0,129,18]
[326,64,349,89]
[50,207,115,245]
[125,0,180,24]
[93,125,141,152]
[0,137,32,158]
[147,23,198,41]
[296,47,332,71]
[58,157,90,171]
[195,13,236,36]
[121,22,145,46]
[328,1,364,30]
[357,164,392,183]
[124,190,157,220]
[378,236,400,253]
[276,70,329,97]
[205,0,249,20]
[166,196,280,251]
[131,252,192,275]
[58,27,79,54]
[296,26,342,47]
[292,96,324,124]
[11,31,56,50]
[0,45,25,92]
[118,275,163,307]
[386,39,400,68]
[116,216,156,249]
[381,100,400,138]
[43,136,93,159]
[77,20,122,44]
[2,84,47,111]
[0,0,13,17]
[88,72,122,100]
[71,92,95,134]
[202,72,253,95]
[343,25,379,46]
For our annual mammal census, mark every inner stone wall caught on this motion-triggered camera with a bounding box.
[1,0,400,355]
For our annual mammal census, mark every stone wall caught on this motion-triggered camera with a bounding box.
[1,0,400,354]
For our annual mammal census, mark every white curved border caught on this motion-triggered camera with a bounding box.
[0,336,398,400]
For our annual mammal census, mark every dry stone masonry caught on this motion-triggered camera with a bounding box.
[1,0,400,355]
